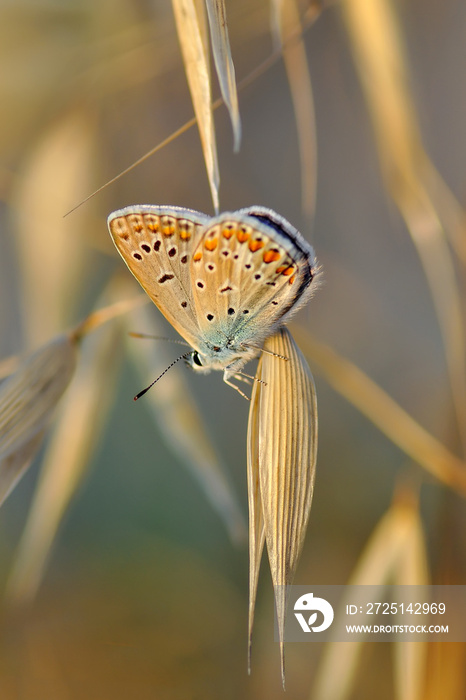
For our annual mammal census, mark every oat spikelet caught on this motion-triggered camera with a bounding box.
[6,322,122,602]
[172,0,220,212]
[205,0,241,151]
[0,335,78,506]
[248,327,318,686]
[247,365,265,672]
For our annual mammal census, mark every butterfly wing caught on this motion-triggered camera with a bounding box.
[108,205,209,349]
[190,207,317,349]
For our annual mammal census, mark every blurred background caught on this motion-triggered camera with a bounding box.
[0,0,465,698]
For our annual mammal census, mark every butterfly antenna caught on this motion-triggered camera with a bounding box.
[259,347,289,361]
[129,332,190,347]
[134,352,192,401]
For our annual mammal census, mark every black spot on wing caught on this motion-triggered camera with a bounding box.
[159,273,174,284]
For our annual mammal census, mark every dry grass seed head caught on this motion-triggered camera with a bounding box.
[248,327,318,685]
[0,334,78,506]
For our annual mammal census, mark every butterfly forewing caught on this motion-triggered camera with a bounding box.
[108,205,209,349]
[190,211,316,348]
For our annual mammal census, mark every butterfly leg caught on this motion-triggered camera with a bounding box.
[232,373,252,386]
[223,370,268,399]
[223,371,251,400]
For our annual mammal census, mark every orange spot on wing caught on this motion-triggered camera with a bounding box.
[263,249,281,263]
[276,265,287,274]
[204,237,218,251]
[237,228,250,243]
[144,215,159,232]
[161,216,175,236]
[128,215,144,232]
[289,274,296,284]
[179,220,193,240]
[193,252,202,262]
[282,266,295,276]
[222,227,235,239]
[249,239,265,252]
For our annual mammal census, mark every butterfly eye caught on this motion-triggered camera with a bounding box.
[192,352,203,367]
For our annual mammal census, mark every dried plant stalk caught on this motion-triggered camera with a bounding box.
[342,0,466,452]
[3,283,151,598]
[424,642,466,700]
[312,488,428,700]
[393,490,429,700]
[12,108,96,346]
[248,327,318,686]
[6,320,122,602]
[295,328,466,496]
[271,0,317,218]
[127,303,247,545]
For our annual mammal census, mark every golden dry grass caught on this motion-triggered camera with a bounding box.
[0,1,465,698]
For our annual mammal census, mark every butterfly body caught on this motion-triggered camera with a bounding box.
[108,205,317,387]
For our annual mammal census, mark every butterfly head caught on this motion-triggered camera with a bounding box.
[185,337,260,375]
[185,349,213,374]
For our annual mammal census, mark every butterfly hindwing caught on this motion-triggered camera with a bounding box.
[190,209,316,348]
[108,205,209,349]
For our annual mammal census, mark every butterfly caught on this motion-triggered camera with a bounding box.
[107,205,317,394]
